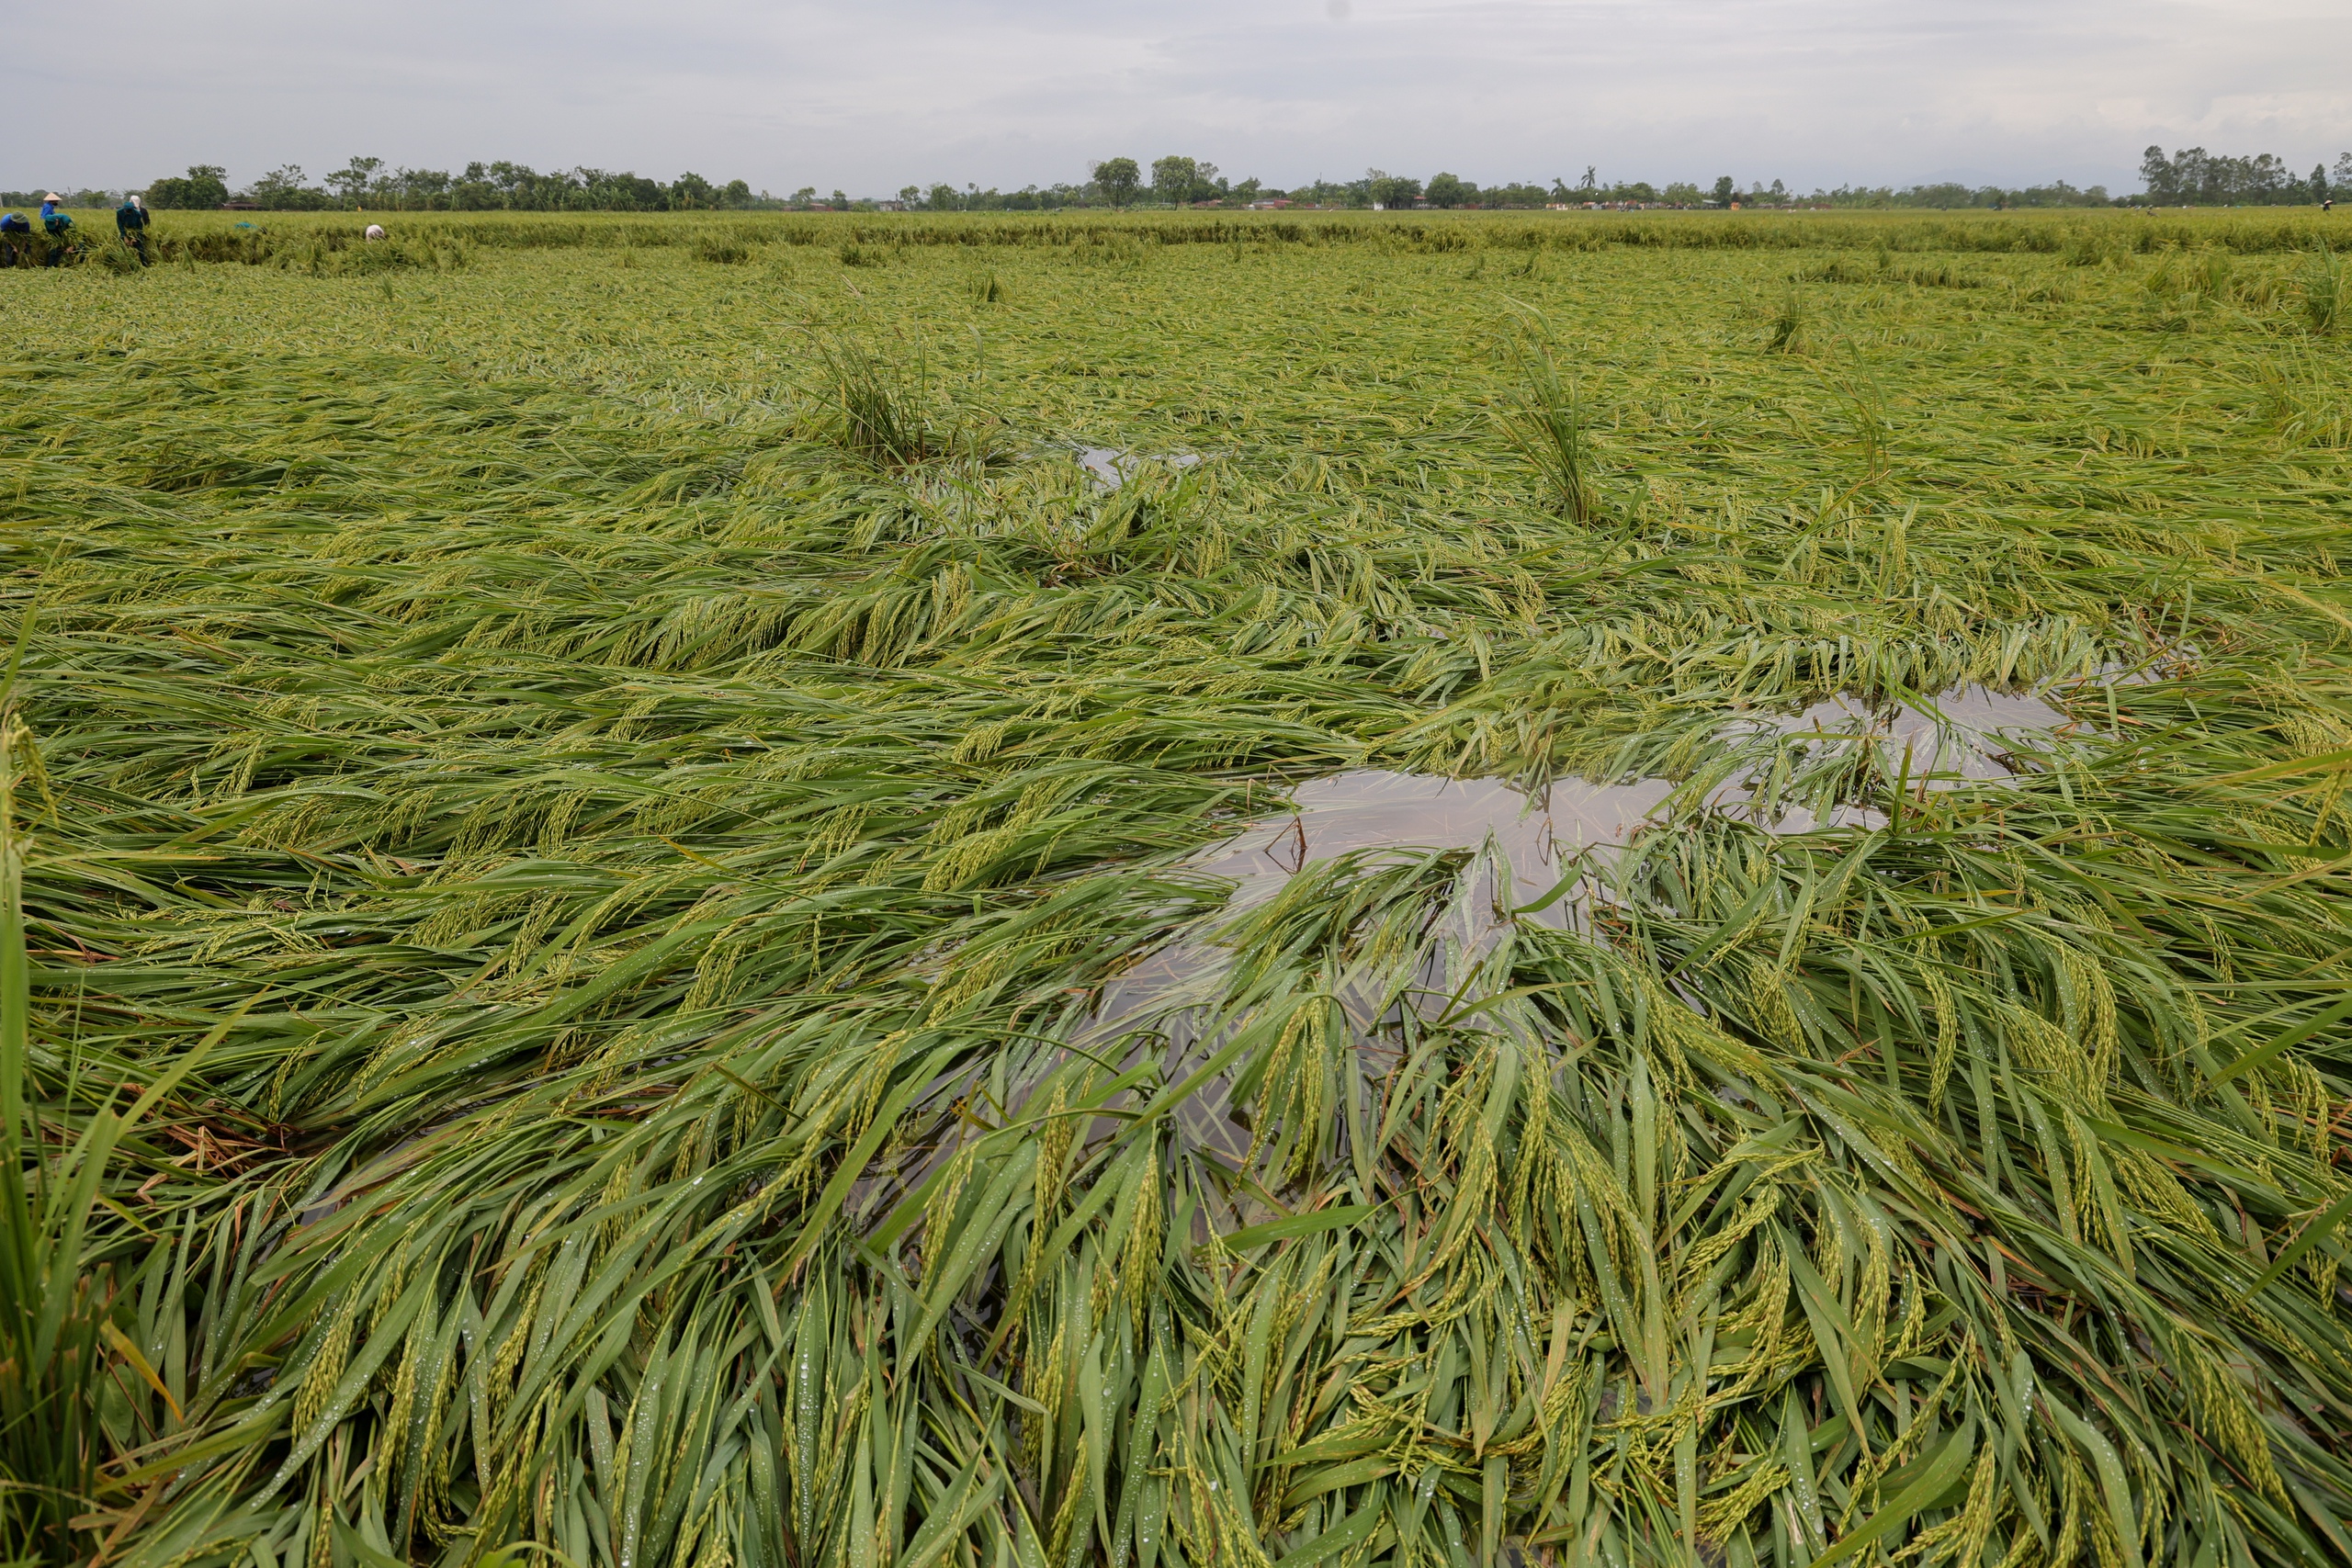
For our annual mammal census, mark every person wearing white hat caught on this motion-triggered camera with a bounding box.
[364,223,387,242]
[116,193,152,262]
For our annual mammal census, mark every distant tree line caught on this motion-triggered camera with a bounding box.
[2137,148,2350,207]
[1805,181,2114,210]
[903,162,1710,211]
[135,160,768,212]
[896,160,2223,213]
[17,146,2350,217]
[0,186,118,209]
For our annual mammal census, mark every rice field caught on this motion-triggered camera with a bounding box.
[6,209,2352,1568]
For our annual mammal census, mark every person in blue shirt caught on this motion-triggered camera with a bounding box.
[38,193,74,265]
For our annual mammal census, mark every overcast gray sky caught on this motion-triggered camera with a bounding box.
[14,0,2350,197]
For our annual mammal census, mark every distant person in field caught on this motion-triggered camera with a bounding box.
[116,194,151,259]
[364,223,386,242]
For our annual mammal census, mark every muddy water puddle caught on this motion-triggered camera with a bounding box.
[1182,771,1668,912]
[861,682,2128,1212]
[1060,770,1681,1166]
[1737,685,2075,781]
[1166,684,2080,908]
[1077,447,1204,489]
[1059,682,2109,1165]
[860,674,2171,1210]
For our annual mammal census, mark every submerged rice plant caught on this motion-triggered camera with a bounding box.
[4,209,2352,1568]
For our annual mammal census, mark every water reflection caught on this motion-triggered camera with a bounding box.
[1187,770,1668,913]
[1738,684,2076,781]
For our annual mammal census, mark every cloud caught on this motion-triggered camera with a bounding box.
[13,0,2350,195]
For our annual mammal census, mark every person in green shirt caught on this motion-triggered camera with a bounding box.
[116,194,152,260]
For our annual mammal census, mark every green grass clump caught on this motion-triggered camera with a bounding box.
[5,209,2352,1568]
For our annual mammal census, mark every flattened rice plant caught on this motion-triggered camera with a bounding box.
[4,209,2352,1568]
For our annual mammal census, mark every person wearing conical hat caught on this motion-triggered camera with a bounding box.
[38,193,74,265]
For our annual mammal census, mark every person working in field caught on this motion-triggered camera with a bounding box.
[116,194,151,260]
[38,194,74,265]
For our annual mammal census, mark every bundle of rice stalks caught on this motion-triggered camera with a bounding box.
[1497,310,1603,522]
[92,240,146,276]
[694,236,753,265]
[1766,289,1811,353]
[2300,243,2344,334]
[796,326,1001,469]
[263,233,467,276]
